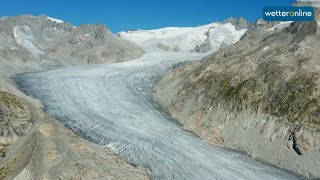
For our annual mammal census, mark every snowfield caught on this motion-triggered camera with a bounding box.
[15,25,299,179]
[47,16,64,24]
[119,23,246,52]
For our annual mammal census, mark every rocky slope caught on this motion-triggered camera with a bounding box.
[0,14,148,179]
[0,92,148,180]
[154,17,320,178]
[0,14,144,75]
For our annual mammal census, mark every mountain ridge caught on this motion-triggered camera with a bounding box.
[0,14,144,76]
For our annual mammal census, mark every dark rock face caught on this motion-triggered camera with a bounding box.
[0,92,31,145]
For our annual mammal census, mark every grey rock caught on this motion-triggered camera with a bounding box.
[194,40,211,53]
[156,43,180,52]
[223,17,252,30]
[0,92,32,146]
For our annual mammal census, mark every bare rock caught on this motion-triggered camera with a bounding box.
[223,17,252,30]
[0,91,32,145]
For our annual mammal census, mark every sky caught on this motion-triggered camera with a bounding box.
[0,0,296,32]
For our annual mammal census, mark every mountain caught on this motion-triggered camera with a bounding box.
[0,12,312,179]
[118,19,249,53]
[154,10,320,179]
[223,17,253,30]
[0,14,148,180]
[0,14,144,75]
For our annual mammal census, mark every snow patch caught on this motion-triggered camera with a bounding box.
[256,20,263,25]
[268,21,292,31]
[205,23,246,52]
[0,16,8,20]
[263,47,269,51]
[47,17,64,24]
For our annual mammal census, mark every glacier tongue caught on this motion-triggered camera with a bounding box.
[15,24,299,179]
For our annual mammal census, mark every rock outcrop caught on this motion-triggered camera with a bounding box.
[223,17,252,30]
[194,17,250,53]
[0,92,32,146]
[154,15,320,178]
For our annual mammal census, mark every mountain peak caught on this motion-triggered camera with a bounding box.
[223,17,251,30]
